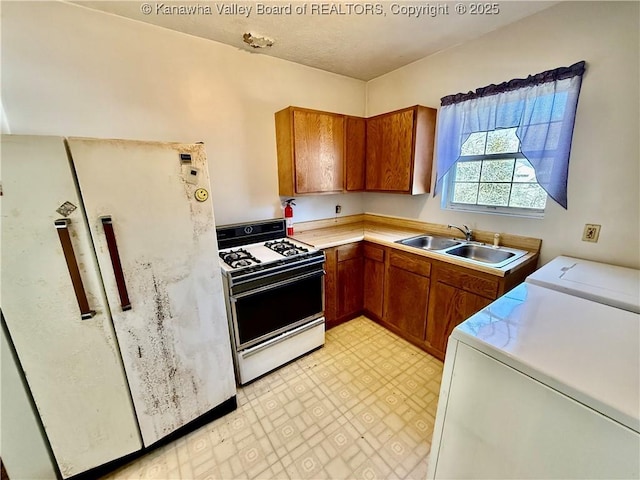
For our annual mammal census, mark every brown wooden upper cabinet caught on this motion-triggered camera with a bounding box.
[275,107,347,196]
[366,105,437,194]
[344,115,366,192]
[275,105,436,195]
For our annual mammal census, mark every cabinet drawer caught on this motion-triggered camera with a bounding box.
[389,251,431,277]
[337,243,363,262]
[436,265,499,299]
[363,243,385,262]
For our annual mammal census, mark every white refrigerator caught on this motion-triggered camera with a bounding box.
[1,135,236,478]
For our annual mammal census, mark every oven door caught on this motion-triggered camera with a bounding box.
[230,269,324,351]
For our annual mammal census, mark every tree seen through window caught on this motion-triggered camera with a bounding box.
[449,128,547,211]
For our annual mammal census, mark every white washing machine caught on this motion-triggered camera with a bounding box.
[428,257,640,479]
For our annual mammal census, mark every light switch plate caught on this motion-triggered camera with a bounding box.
[582,224,601,242]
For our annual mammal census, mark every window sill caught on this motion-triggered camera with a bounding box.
[443,203,545,219]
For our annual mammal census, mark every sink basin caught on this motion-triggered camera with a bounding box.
[445,244,524,267]
[397,235,462,251]
[397,233,528,268]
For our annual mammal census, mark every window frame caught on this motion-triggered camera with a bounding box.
[441,132,547,219]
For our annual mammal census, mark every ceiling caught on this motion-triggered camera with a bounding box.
[74,1,557,81]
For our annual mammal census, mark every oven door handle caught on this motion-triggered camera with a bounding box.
[230,270,325,301]
[240,317,325,359]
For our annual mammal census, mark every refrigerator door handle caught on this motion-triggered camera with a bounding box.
[100,216,132,311]
[55,219,96,320]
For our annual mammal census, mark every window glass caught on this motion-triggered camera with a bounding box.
[446,127,547,215]
[480,159,515,182]
[513,159,537,182]
[460,132,486,156]
[478,183,511,206]
[452,183,479,204]
[455,161,481,182]
[510,183,548,209]
[486,129,520,154]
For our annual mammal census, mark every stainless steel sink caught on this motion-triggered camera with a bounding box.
[446,244,514,263]
[397,234,528,268]
[444,243,527,268]
[397,235,462,251]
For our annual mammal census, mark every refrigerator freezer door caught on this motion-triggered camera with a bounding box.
[67,138,236,446]
[1,135,142,478]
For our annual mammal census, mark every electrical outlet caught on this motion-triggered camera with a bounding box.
[582,224,601,243]
[335,205,342,214]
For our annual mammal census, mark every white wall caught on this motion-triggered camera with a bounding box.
[365,1,639,268]
[0,100,10,134]
[2,2,638,268]
[0,1,365,225]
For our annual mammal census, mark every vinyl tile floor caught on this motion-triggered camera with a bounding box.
[102,316,444,480]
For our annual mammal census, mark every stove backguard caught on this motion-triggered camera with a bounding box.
[217,219,286,250]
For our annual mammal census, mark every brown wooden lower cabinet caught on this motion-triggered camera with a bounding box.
[383,250,431,345]
[425,279,493,358]
[323,241,537,359]
[425,264,501,357]
[324,247,338,326]
[363,242,385,319]
[337,243,364,321]
[323,242,364,329]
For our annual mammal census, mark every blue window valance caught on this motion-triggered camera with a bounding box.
[434,61,586,209]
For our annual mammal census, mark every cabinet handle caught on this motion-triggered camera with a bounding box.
[101,216,132,311]
[55,219,96,320]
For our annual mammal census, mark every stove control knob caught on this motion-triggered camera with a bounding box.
[194,188,209,202]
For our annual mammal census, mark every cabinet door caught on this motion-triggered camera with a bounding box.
[323,247,338,326]
[366,109,414,192]
[426,281,493,359]
[325,243,364,329]
[338,248,364,318]
[384,266,430,343]
[345,116,366,191]
[363,244,385,320]
[293,109,345,194]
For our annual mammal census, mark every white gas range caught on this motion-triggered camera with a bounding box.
[216,219,325,385]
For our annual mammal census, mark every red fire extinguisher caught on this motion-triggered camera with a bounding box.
[284,199,295,236]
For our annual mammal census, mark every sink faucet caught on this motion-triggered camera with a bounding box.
[448,224,473,241]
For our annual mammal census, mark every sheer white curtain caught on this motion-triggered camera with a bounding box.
[434,61,586,208]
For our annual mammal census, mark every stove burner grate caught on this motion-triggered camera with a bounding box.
[264,240,309,257]
[219,248,261,269]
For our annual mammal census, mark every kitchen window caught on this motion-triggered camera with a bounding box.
[443,128,547,217]
[435,61,586,213]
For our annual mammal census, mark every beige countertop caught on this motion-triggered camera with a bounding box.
[292,214,541,277]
